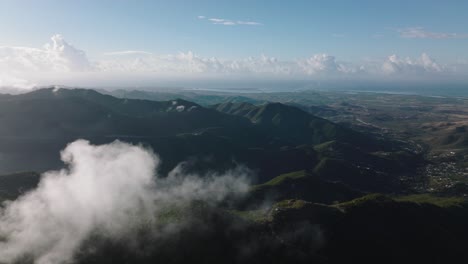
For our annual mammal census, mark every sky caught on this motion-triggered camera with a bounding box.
[0,0,468,90]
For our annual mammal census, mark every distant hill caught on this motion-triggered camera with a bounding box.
[212,101,393,150]
[107,89,264,106]
[0,88,418,193]
[243,170,362,207]
[425,124,468,149]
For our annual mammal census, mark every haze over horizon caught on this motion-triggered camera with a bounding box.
[1,0,468,90]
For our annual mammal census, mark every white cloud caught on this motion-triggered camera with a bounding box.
[0,34,91,90]
[382,53,442,75]
[217,21,236,26]
[0,34,90,73]
[0,74,36,91]
[297,54,360,75]
[0,140,250,264]
[419,53,442,72]
[98,52,294,77]
[208,18,224,23]
[44,34,90,71]
[0,34,466,90]
[98,51,224,73]
[205,17,262,26]
[298,54,340,75]
[103,50,153,56]
[236,21,262,26]
[208,18,236,25]
[197,15,206,19]
[398,27,468,39]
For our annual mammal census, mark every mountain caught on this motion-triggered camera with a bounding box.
[2,88,245,137]
[212,101,422,191]
[0,88,259,174]
[0,88,418,192]
[72,194,468,264]
[0,88,465,264]
[320,194,468,263]
[212,101,387,150]
[243,170,362,207]
[107,89,264,106]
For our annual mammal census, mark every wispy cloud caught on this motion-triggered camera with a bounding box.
[208,18,237,25]
[236,21,262,26]
[398,27,468,39]
[198,16,262,26]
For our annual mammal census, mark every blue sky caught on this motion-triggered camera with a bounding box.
[0,0,467,88]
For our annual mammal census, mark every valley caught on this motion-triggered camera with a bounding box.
[1,87,468,264]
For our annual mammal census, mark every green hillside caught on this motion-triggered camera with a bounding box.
[0,88,420,193]
[245,170,362,206]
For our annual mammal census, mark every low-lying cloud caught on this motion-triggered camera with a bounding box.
[0,35,466,90]
[382,53,442,75]
[0,35,89,74]
[0,140,250,264]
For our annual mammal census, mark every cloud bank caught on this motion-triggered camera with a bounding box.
[382,53,442,75]
[0,35,89,73]
[0,35,466,90]
[0,140,250,264]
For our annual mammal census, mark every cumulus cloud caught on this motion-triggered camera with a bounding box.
[97,51,290,75]
[44,34,91,71]
[98,51,222,73]
[97,52,356,77]
[0,34,90,73]
[398,27,468,39]
[382,53,442,75]
[0,140,250,264]
[297,54,356,75]
[0,34,466,90]
[0,34,91,91]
